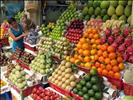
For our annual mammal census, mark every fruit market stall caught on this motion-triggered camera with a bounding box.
[1,0,133,100]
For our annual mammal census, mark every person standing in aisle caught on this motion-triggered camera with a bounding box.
[7,17,28,52]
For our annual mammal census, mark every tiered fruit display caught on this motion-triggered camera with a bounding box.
[52,37,72,59]
[24,28,40,45]
[37,37,53,53]
[95,44,124,79]
[69,28,101,69]
[30,53,54,74]
[72,69,103,100]
[0,53,9,66]
[48,60,77,91]
[65,19,84,43]
[31,86,63,100]
[50,4,79,40]
[8,65,27,89]
[40,23,55,36]
[81,0,132,24]
[101,20,133,63]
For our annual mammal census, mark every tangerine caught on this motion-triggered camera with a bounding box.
[114,72,121,79]
[105,58,110,64]
[106,64,112,71]
[117,57,123,63]
[118,63,125,70]
[112,66,119,72]
[84,56,90,62]
[103,51,108,58]
[111,59,117,66]
[83,50,90,56]
[109,52,116,59]
[107,46,115,53]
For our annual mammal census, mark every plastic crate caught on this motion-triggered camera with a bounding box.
[123,82,133,96]
[48,81,71,96]
[16,59,30,70]
[70,92,83,100]
[24,42,37,52]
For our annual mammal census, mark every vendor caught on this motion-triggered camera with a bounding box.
[7,17,28,52]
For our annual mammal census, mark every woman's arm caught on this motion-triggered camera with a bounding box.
[8,31,27,41]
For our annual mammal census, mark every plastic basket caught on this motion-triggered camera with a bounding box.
[48,81,71,96]
[123,82,133,96]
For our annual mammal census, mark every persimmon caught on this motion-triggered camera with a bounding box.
[107,46,115,53]
[105,58,110,64]
[106,64,112,71]
[84,56,90,62]
[98,56,104,63]
[118,63,125,70]
[108,71,114,77]
[83,50,90,56]
[112,66,119,72]
[103,51,108,58]
[111,59,117,66]
[114,72,121,79]
[109,52,116,59]
[97,50,103,56]
[102,69,108,76]
[117,57,123,63]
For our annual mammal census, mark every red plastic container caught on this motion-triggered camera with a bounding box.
[24,42,37,52]
[123,82,133,96]
[48,81,71,96]
[70,92,83,100]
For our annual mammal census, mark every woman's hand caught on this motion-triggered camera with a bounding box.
[22,33,28,37]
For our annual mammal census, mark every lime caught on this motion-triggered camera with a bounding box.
[90,76,98,84]
[83,94,89,100]
[86,82,92,89]
[76,84,82,90]
[92,85,99,92]
[88,89,95,97]
[73,88,78,94]
[82,87,88,93]
[80,80,86,86]
[95,92,102,99]
[78,91,83,97]
[84,74,91,81]
[90,68,97,76]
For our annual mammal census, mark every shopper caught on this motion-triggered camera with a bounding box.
[21,14,28,31]
[7,17,28,52]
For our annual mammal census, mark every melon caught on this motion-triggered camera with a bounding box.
[111,14,118,20]
[124,5,131,17]
[95,7,101,15]
[88,7,94,15]
[100,1,110,9]
[110,1,118,7]
[119,15,127,23]
[82,7,89,15]
[127,16,131,24]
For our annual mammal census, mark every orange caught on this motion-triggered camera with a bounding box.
[109,52,116,59]
[74,54,78,59]
[112,66,119,72]
[70,57,75,63]
[84,62,91,68]
[92,44,97,49]
[118,63,125,70]
[105,58,110,64]
[103,51,108,58]
[75,59,80,64]
[107,46,115,53]
[98,56,104,63]
[79,38,86,43]
[117,57,123,63]
[90,49,97,55]
[102,69,108,76]
[108,71,114,77]
[83,32,89,37]
[74,47,78,51]
[97,50,103,56]
[97,44,101,49]
[83,50,90,56]
[95,39,101,45]
[94,55,99,61]
[111,59,117,66]
[114,72,121,79]
[117,52,122,57]
[89,33,93,39]
[92,66,96,69]
[90,39,95,44]
[78,55,83,61]
[106,64,112,71]
[95,62,100,68]
[93,34,99,39]
[100,44,107,51]
[92,29,97,34]
[77,43,82,49]
[78,49,83,55]
[84,56,90,62]
[82,43,89,49]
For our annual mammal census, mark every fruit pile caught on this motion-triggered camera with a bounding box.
[37,37,53,53]
[65,19,84,43]
[69,28,101,69]
[0,53,9,66]
[40,23,55,36]
[48,60,77,91]
[30,53,54,74]
[31,86,63,100]
[8,65,27,89]
[81,1,132,24]
[52,37,71,59]
[72,69,103,100]
[101,24,133,63]
[0,79,7,88]
[50,4,79,40]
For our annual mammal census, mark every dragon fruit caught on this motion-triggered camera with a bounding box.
[123,27,132,37]
[113,27,120,37]
[118,43,126,53]
[111,42,118,49]
[123,53,129,62]
[115,34,124,44]
[101,37,106,44]
[129,55,133,63]
[126,46,133,55]
[108,35,114,44]
[124,36,133,46]
[105,28,111,37]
